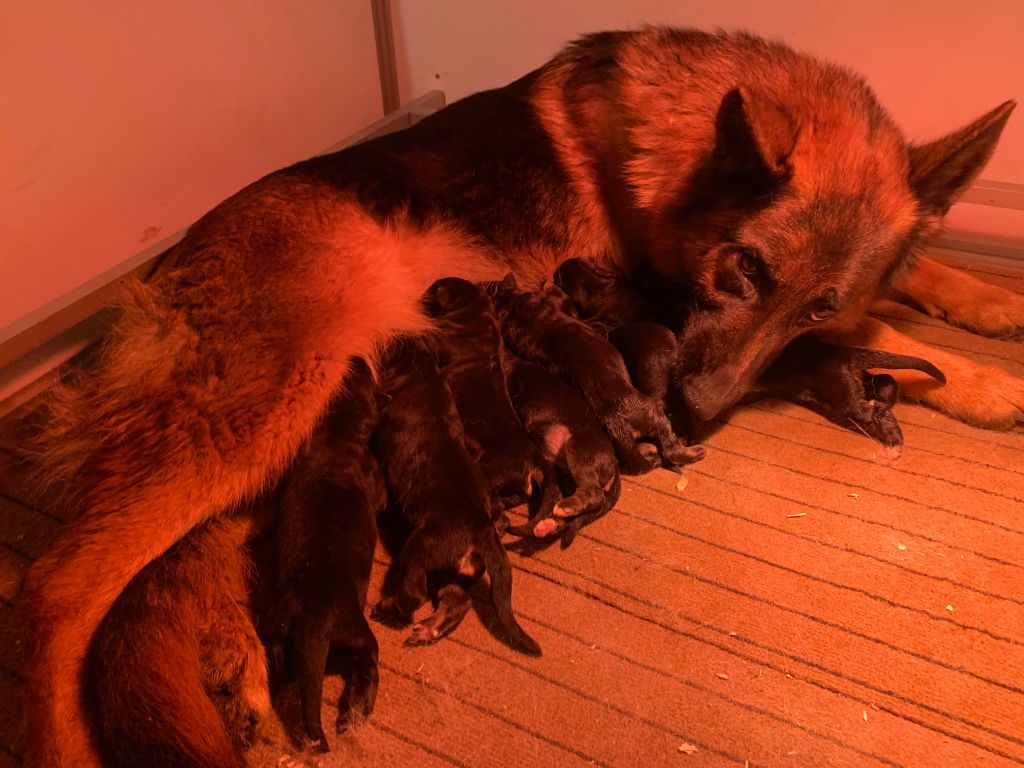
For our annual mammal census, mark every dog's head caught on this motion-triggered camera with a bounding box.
[541,28,1015,420]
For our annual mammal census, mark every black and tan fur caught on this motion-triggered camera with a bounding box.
[20,27,1019,766]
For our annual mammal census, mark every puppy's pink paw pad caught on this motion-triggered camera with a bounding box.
[533,519,559,537]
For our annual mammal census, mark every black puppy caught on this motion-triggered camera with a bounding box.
[370,336,541,656]
[425,277,560,526]
[555,259,946,453]
[267,358,386,752]
[756,337,946,455]
[504,356,621,549]
[491,274,705,475]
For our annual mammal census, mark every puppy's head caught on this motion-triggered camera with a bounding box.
[548,28,1014,420]
[423,277,490,318]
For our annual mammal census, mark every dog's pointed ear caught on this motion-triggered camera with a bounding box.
[909,100,1016,216]
[715,86,801,176]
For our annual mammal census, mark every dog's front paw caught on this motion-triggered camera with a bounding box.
[915,281,1024,338]
[902,363,1024,429]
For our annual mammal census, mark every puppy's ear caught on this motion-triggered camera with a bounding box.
[715,86,801,177]
[909,100,1016,216]
[500,273,518,291]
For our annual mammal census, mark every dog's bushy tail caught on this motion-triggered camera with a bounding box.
[478,527,542,656]
[90,631,246,768]
[87,515,260,768]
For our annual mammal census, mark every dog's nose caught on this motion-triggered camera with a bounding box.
[680,380,736,423]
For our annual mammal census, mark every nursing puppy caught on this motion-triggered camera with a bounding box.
[424,277,560,524]
[267,358,385,752]
[371,336,541,656]
[23,28,1018,765]
[88,514,269,768]
[492,274,705,474]
[504,356,621,548]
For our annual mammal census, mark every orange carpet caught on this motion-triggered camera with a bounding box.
[0,258,1021,767]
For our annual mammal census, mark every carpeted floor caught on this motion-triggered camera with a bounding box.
[0,257,1021,768]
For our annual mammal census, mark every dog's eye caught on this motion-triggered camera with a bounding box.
[809,305,836,322]
[736,249,760,278]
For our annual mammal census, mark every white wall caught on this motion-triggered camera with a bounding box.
[392,0,1024,242]
[0,1,382,334]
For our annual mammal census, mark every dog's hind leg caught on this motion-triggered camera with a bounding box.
[893,256,1024,338]
[335,612,379,732]
[372,529,433,627]
[820,316,1024,428]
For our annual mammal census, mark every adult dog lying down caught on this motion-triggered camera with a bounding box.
[20,26,1022,766]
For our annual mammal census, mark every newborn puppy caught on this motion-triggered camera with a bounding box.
[504,356,621,549]
[268,358,386,752]
[491,274,705,475]
[553,258,692,333]
[89,513,269,768]
[425,277,560,525]
[371,336,541,656]
[554,258,945,454]
[756,337,946,455]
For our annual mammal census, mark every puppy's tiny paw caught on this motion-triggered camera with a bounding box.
[370,600,411,628]
[405,623,443,646]
[533,518,560,537]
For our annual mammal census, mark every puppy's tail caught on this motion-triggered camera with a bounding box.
[478,527,542,656]
[848,348,946,383]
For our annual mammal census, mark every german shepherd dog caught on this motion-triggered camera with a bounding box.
[20,27,1021,766]
[503,356,622,548]
[551,257,948,451]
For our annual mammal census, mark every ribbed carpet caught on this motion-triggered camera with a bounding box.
[0,258,1021,767]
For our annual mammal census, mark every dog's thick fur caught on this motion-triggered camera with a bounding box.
[87,514,269,768]
[370,336,541,655]
[20,27,1020,765]
[268,358,385,752]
